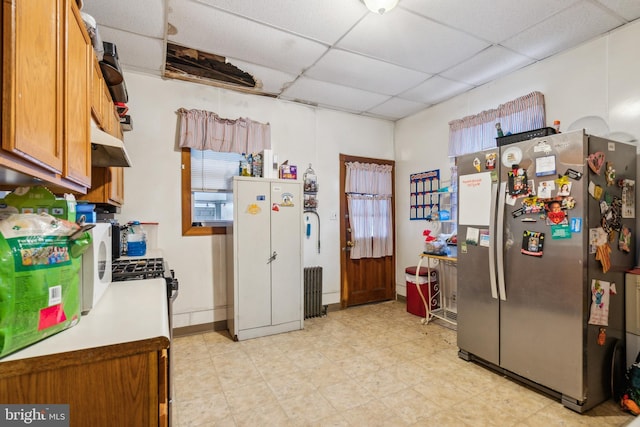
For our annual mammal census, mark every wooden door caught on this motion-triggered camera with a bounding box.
[339,154,395,307]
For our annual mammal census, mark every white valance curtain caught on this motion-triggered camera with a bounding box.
[345,162,393,260]
[177,108,271,153]
[448,91,546,157]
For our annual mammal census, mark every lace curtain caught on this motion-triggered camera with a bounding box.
[345,162,393,260]
[448,91,546,157]
[177,108,271,153]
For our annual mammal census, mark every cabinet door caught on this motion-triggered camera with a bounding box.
[108,167,124,205]
[91,55,104,125]
[236,179,272,330]
[270,181,302,325]
[85,166,124,206]
[64,0,91,187]
[4,0,64,173]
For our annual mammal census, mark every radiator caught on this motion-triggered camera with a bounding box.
[304,266,327,319]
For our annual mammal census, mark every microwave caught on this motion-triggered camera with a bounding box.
[81,223,113,314]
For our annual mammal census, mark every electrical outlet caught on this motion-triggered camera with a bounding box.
[451,290,457,303]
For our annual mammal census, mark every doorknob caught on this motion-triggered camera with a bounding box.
[347,228,352,233]
[346,240,355,247]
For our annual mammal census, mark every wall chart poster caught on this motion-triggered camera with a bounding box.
[410,169,440,220]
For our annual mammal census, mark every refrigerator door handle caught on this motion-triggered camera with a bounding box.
[496,181,507,301]
[488,182,499,300]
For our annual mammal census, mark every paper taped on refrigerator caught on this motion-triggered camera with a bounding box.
[458,172,492,226]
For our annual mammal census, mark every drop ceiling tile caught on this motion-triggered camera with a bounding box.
[192,0,367,44]
[596,0,640,21]
[400,76,472,105]
[336,8,489,74]
[502,1,625,60]
[168,0,328,75]
[82,0,165,38]
[304,49,431,96]
[366,97,430,120]
[99,27,165,74]
[224,58,297,95]
[401,0,576,44]
[440,46,534,86]
[280,77,391,113]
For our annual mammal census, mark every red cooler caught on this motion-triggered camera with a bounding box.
[405,266,439,317]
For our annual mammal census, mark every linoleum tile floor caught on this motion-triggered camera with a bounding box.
[171,301,635,426]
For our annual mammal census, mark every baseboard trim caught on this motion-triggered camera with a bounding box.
[326,303,341,313]
[173,320,228,338]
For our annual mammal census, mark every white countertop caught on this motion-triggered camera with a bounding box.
[0,278,170,363]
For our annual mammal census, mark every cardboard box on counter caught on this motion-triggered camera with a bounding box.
[0,186,76,222]
[279,163,297,180]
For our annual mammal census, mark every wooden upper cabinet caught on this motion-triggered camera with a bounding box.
[64,0,91,187]
[3,0,64,173]
[1,0,93,193]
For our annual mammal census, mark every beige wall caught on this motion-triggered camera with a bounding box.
[117,73,394,328]
[118,19,640,328]
[394,20,640,295]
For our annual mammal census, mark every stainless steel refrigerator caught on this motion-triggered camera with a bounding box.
[456,129,636,412]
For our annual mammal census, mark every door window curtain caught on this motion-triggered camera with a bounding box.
[177,108,271,154]
[345,162,393,260]
[448,91,546,157]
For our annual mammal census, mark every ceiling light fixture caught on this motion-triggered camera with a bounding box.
[363,0,399,15]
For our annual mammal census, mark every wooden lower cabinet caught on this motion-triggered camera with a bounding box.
[0,346,168,427]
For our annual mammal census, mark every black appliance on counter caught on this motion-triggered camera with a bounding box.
[111,257,178,425]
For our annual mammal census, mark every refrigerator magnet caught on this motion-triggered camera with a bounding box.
[522,197,544,214]
[587,152,606,175]
[473,157,481,172]
[545,200,567,225]
[562,196,576,210]
[521,231,544,257]
[621,179,635,218]
[280,193,294,207]
[535,155,556,177]
[550,224,571,239]
[502,147,522,168]
[508,168,529,196]
[597,328,607,346]
[557,181,572,196]
[570,217,582,233]
[605,162,616,186]
[246,203,262,215]
[588,279,611,325]
[466,227,480,246]
[479,229,490,247]
[588,181,603,200]
[618,226,631,253]
[564,168,583,180]
[485,153,497,170]
[511,207,525,218]
[537,180,555,198]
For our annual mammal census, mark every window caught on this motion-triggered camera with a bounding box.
[181,148,244,235]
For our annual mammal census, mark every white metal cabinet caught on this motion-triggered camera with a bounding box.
[227,176,303,340]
